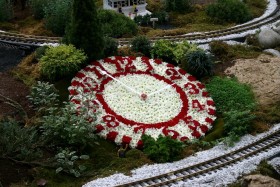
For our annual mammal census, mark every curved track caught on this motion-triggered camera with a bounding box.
[0,0,279,49]
[116,129,280,187]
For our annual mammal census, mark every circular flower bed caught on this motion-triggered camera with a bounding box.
[69,56,216,148]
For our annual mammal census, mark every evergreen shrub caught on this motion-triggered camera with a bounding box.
[98,9,138,38]
[0,0,13,21]
[142,135,184,163]
[44,0,73,35]
[206,0,252,23]
[181,49,213,79]
[131,35,151,57]
[29,0,48,19]
[103,36,118,57]
[39,45,87,81]
[165,0,192,13]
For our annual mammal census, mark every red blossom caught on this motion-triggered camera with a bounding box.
[207,100,215,106]
[188,76,197,81]
[180,136,189,142]
[200,125,208,133]
[122,135,132,144]
[192,130,201,138]
[208,108,216,115]
[205,117,214,123]
[202,91,209,97]
[154,59,162,64]
[106,131,118,141]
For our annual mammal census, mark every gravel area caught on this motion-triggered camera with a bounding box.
[83,124,280,187]
[0,46,24,72]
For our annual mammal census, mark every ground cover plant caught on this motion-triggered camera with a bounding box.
[0,0,279,186]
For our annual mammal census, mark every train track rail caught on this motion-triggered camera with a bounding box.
[0,0,279,49]
[115,129,280,187]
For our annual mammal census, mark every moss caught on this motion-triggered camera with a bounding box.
[202,118,224,142]
[11,53,41,87]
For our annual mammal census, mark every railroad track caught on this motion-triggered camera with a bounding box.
[0,0,280,49]
[115,128,280,187]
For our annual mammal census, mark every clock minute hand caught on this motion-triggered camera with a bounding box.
[99,69,141,95]
[148,82,176,97]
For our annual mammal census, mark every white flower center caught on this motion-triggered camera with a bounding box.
[102,74,183,124]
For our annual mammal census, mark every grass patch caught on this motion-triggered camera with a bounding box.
[206,77,256,114]
[202,118,224,142]
[11,53,40,87]
[210,41,262,62]
[246,0,267,18]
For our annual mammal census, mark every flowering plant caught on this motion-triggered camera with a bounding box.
[69,56,216,148]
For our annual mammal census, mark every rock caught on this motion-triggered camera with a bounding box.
[258,28,280,48]
[273,25,280,35]
[225,54,280,106]
[264,49,280,57]
[242,174,280,187]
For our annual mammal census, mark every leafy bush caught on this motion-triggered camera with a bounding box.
[151,40,176,64]
[165,0,192,13]
[181,49,213,79]
[224,110,256,136]
[39,44,87,81]
[152,40,198,65]
[27,81,59,112]
[41,103,96,148]
[173,41,198,63]
[0,0,13,21]
[55,148,89,177]
[103,36,118,57]
[142,135,184,163]
[29,0,48,19]
[98,9,138,38]
[35,46,50,61]
[209,41,261,62]
[206,0,252,23]
[44,0,73,35]
[134,11,168,26]
[131,35,151,57]
[206,77,256,114]
[0,120,42,161]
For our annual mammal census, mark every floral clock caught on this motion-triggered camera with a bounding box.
[69,56,216,148]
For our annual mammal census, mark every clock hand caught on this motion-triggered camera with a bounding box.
[148,82,176,97]
[98,69,141,95]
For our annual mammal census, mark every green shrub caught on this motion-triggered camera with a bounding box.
[39,44,87,81]
[206,77,256,114]
[173,41,198,63]
[152,40,198,65]
[41,103,96,148]
[151,40,176,64]
[55,148,89,177]
[44,0,73,35]
[103,36,118,57]
[181,49,213,79]
[0,0,13,21]
[165,0,192,13]
[206,0,252,23]
[29,0,48,19]
[142,135,184,163]
[131,35,151,57]
[27,81,59,112]
[223,110,255,142]
[35,45,50,60]
[210,41,261,62]
[98,9,138,38]
[0,120,42,161]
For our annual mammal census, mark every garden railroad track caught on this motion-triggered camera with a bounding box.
[115,129,280,187]
[0,0,280,49]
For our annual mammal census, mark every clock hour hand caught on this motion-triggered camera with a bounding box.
[99,69,141,95]
[147,82,176,97]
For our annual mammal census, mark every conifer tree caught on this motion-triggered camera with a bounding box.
[65,0,104,61]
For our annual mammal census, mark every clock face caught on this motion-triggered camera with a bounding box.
[69,56,216,148]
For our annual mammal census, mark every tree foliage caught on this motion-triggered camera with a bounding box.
[206,0,252,23]
[65,0,104,61]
